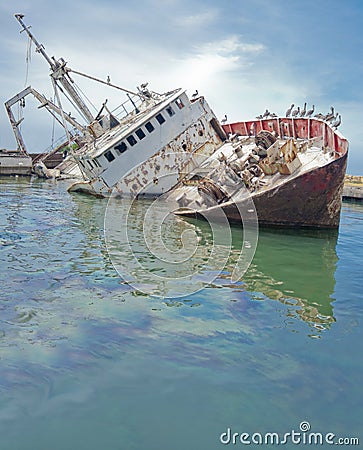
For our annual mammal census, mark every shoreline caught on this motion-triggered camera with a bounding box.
[343,175,363,201]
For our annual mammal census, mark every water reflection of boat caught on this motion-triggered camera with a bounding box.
[226,226,338,330]
[100,194,338,330]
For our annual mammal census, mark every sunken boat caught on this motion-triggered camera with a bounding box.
[9,14,348,228]
[169,116,348,228]
[10,14,226,194]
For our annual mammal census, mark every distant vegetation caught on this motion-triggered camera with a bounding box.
[60,142,79,153]
[345,175,363,185]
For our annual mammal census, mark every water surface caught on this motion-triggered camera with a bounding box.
[0,177,362,449]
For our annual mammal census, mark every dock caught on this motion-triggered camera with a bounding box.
[0,149,32,176]
[343,175,363,201]
[0,148,64,177]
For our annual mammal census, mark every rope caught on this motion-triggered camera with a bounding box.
[51,94,56,148]
[24,36,32,87]
[51,79,87,180]
[17,99,24,128]
[69,68,140,97]
[72,82,98,113]
[55,81,88,124]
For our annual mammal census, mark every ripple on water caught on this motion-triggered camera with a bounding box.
[0,180,362,448]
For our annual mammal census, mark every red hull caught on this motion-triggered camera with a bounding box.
[179,117,348,229]
[221,117,348,228]
[221,153,347,228]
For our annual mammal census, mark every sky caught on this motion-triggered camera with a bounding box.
[0,0,362,174]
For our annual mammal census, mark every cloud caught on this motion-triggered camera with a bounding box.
[160,35,265,97]
[198,36,265,56]
[175,10,218,27]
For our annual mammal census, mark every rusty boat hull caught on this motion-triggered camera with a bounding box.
[218,153,347,228]
[174,117,349,229]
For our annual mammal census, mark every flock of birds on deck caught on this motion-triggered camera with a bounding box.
[253,103,342,129]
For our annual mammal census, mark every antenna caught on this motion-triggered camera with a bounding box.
[14,14,95,124]
[15,14,55,68]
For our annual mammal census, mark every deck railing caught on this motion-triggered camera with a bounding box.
[223,117,348,159]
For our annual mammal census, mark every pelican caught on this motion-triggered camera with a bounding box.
[256,114,263,119]
[291,106,300,117]
[329,112,339,124]
[314,113,324,120]
[262,109,270,118]
[306,105,315,117]
[300,102,307,117]
[325,106,335,122]
[285,104,294,117]
[191,90,199,99]
[270,112,278,118]
[106,75,111,84]
[221,114,228,124]
[332,114,342,128]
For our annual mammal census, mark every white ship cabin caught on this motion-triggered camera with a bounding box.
[73,89,226,197]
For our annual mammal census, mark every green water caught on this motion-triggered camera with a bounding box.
[0,177,362,449]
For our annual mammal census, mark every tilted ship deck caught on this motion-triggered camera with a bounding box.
[170,117,348,228]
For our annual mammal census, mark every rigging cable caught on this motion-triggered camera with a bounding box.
[51,93,56,149]
[72,82,98,114]
[55,81,89,124]
[17,97,24,130]
[51,78,87,181]
[24,36,32,87]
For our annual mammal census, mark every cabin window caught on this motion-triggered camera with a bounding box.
[127,135,137,146]
[156,113,166,125]
[114,141,127,154]
[135,128,146,140]
[87,160,94,169]
[166,106,175,117]
[94,158,102,167]
[145,121,154,133]
[104,150,115,162]
[175,98,184,109]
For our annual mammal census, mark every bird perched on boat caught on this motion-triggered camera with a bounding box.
[328,112,339,124]
[291,106,300,117]
[256,114,264,119]
[314,113,324,120]
[332,114,342,129]
[285,104,294,117]
[305,105,315,117]
[221,114,228,124]
[270,112,278,118]
[325,106,335,122]
[107,75,111,84]
[262,109,270,118]
[249,122,256,136]
[192,90,199,99]
[300,102,307,117]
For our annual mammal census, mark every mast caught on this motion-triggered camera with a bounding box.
[14,14,94,124]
